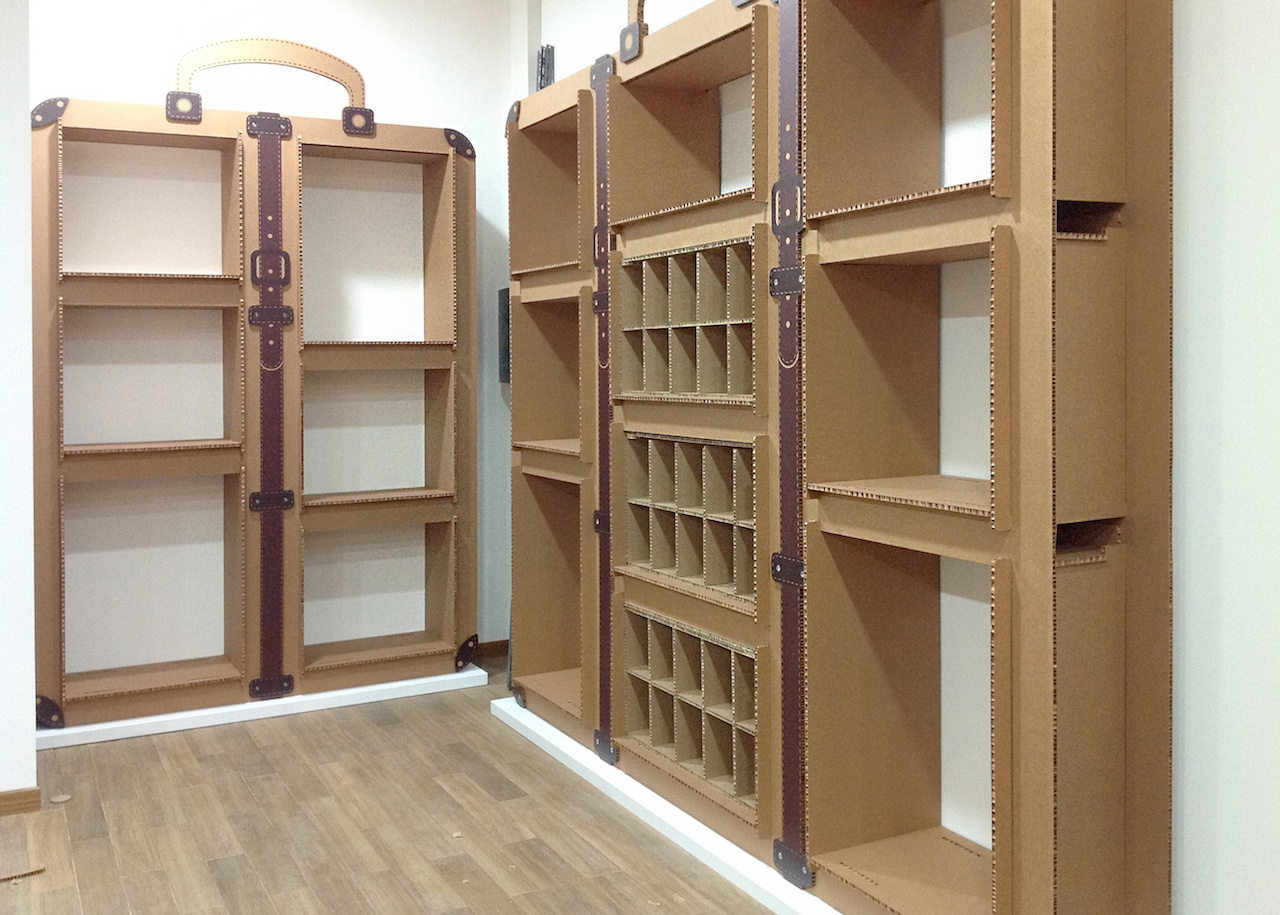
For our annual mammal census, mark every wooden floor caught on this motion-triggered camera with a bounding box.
[0,655,776,915]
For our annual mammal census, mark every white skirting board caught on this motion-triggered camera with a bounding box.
[36,665,489,750]
[491,697,841,915]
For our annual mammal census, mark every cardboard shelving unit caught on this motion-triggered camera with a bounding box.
[509,0,1170,912]
[34,51,478,724]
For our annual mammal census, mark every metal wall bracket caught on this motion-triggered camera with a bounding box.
[771,552,806,587]
[249,305,294,326]
[594,510,609,534]
[31,98,67,129]
[246,113,292,138]
[249,675,295,700]
[166,91,202,123]
[249,490,295,512]
[342,107,376,136]
[455,634,479,671]
[773,840,814,889]
[446,130,476,159]
[594,730,619,765]
[770,265,803,297]
[36,695,64,729]
[593,291,609,315]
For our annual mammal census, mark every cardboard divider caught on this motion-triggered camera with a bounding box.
[803,0,1008,215]
[610,11,761,223]
[622,604,759,813]
[805,532,1007,915]
[616,240,755,402]
[623,433,756,602]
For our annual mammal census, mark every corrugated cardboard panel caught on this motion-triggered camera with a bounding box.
[509,107,581,273]
[1055,232,1126,523]
[1055,546,1127,914]
[1054,0,1126,201]
[510,292,581,444]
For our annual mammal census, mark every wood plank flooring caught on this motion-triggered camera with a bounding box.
[0,655,776,915]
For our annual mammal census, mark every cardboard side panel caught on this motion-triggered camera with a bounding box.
[1055,546,1127,914]
[1055,233,1126,523]
[509,116,581,273]
[510,292,581,444]
[990,225,1013,529]
[1054,0,1126,201]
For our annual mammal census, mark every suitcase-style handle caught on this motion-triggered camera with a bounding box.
[620,0,648,62]
[165,38,375,135]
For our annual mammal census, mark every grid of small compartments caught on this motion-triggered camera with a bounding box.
[625,433,756,601]
[617,240,754,398]
[623,604,758,809]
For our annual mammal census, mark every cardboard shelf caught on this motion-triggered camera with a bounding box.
[303,633,453,673]
[616,242,754,400]
[63,655,242,703]
[811,475,991,519]
[59,273,243,308]
[623,604,758,811]
[802,0,1006,216]
[301,486,453,508]
[61,439,244,484]
[302,342,458,372]
[518,667,583,721]
[813,827,991,915]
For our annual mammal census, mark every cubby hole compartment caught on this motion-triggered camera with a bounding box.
[302,521,454,668]
[509,104,587,273]
[302,367,454,500]
[623,435,757,601]
[301,146,454,344]
[510,473,583,718]
[802,0,1001,215]
[60,132,239,277]
[621,605,760,809]
[61,306,236,447]
[609,10,760,222]
[62,474,243,697]
[806,535,1004,915]
[617,241,755,401]
[806,234,1010,520]
[511,294,581,451]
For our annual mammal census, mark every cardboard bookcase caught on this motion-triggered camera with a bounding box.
[33,39,478,725]
[508,0,1171,913]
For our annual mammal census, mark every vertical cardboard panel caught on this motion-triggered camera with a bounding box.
[990,0,1013,197]
[1055,547,1127,914]
[991,558,1012,915]
[1055,232,1126,523]
[989,224,1013,529]
[510,294,580,444]
[508,109,580,272]
[511,471,582,680]
[1054,0,1126,201]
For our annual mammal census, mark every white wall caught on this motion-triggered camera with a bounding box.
[1172,0,1280,911]
[28,0,516,644]
[0,0,36,795]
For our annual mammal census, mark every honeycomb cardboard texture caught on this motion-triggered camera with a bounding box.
[510,0,1172,912]
[33,45,477,725]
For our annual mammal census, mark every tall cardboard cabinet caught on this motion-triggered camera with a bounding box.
[509,1,1171,914]
[33,45,479,726]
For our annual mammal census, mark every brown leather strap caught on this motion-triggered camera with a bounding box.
[248,112,295,701]
[771,0,812,888]
[590,55,618,765]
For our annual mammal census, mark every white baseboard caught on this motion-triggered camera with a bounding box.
[37,665,489,750]
[490,697,840,915]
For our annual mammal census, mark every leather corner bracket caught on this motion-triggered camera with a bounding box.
[166,91,202,123]
[31,98,68,130]
[445,129,476,159]
[343,106,375,136]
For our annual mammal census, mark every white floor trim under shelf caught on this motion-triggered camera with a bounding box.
[37,665,489,750]
[491,696,840,915]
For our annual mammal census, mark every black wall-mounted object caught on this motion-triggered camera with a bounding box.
[499,287,511,383]
[537,45,555,90]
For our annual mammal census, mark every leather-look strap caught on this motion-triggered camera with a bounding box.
[248,112,295,702]
[590,55,618,766]
[771,0,813,890]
